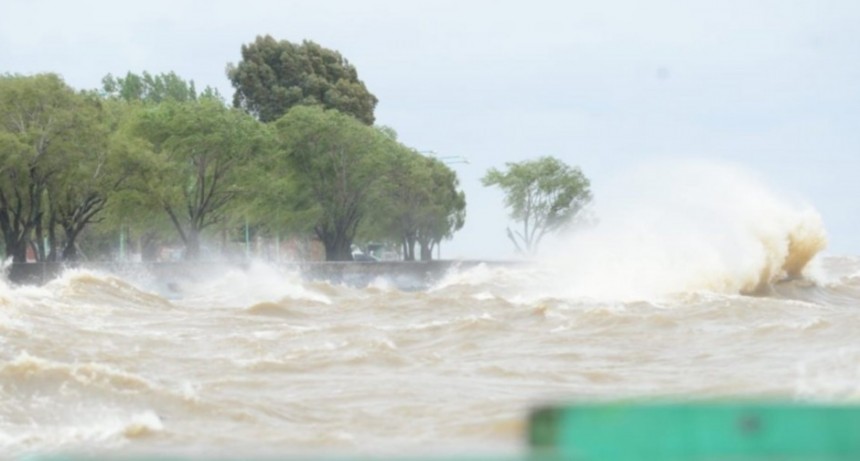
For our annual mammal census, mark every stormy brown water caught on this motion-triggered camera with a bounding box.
[2,253,860,459]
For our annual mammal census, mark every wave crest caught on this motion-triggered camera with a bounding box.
[543,160,827,299]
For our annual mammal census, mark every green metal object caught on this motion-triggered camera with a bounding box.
[529,402,860,461]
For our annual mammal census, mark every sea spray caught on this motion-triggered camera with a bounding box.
[541,159,827,299]
[177,260,331,308]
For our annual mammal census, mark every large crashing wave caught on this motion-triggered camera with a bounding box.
[541,160,827,300]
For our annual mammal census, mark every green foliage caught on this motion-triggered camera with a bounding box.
[415,157,466,260]
[81,99,171,261]
[102,71,222,103]
[366,150,465,260]
[272,106,390,260]
[0,61,466,263]
[132,98,270,259]
[228,35,378,124]
[0,74,90,261]
[45,94,133,260]
[0,74,154,262]
[482,156,591,255]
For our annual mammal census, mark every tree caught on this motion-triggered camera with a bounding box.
[482,156,591,255]
[415,157,466,260]
[46,97,153,261]
[0,74,80,262]
[227,35,378,124]
[272,106,389,261]
[101,71,221,103]
[132,98,269,259]
[363,146,424,260]
[366,150,466,261]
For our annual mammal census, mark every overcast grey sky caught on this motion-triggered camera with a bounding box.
[2,0,859,258]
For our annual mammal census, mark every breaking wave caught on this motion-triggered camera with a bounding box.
[536,160,827,300]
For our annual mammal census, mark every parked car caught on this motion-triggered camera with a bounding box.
[352,252,379,262]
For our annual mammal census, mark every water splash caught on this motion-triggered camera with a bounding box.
[540,159,827,300]
[177,260,331,308]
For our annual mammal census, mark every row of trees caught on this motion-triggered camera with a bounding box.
[0,36,465,263]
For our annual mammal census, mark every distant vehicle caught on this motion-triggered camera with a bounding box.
[352,252,379,262]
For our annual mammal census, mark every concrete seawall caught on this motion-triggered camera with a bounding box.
[5,260,518,290]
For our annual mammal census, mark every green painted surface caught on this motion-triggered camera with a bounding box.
[27,403,860,460]
[529,402,860,460]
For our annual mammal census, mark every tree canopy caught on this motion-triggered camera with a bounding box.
[482,156,591,256]
[272,105,389,260]
[367,151,465,260]
[0,74,138,262]
[132,98,270,259]
[227,35,378,124]
[101,71,221,103]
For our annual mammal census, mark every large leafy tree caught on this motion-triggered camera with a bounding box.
[44,96,150,261]
[98,71,224,260]
[227,35,378,124]
[82,127,171,262]
[0,74,85,262]
[272,106,389,261]
[415,157,466,260]
[482,156,591,255]
[0,74,145,262]
[367,150,466,261]
[132,98,269,260]
[365,147,424,260]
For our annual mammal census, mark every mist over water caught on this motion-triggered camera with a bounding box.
[1,161,856,460]
[541,160,827,300]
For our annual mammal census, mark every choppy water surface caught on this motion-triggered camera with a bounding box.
[2,254,860,459]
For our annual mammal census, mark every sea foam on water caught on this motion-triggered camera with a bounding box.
[542,159,827,300]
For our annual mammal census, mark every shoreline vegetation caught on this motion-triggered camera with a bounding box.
[0,35,466,264]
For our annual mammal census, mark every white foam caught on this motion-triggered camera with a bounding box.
[0,410,163,457]
[541,159,827,300]
[178,260,331,307]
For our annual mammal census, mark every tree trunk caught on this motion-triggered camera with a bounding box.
[402,235,416,261]
[141,232,159,262]
[47,216,58,261]
[62,239,78,261]
[1,229,28,263]
[184,229,201,260]
[61,225,80,261]
[9,240,26,263]
[419,241,434,261]
[322,236,353,261]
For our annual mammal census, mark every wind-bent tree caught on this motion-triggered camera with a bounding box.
[0,74,81,262]
[415,157,466,260]
[133,98,268,259]
[46,97,152,261]
[227,35,378,124]
[272,106,389,260]
[367,150,466,261]
[0,74,152,262]
[482,156,591,256]
[363,146,424,260]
